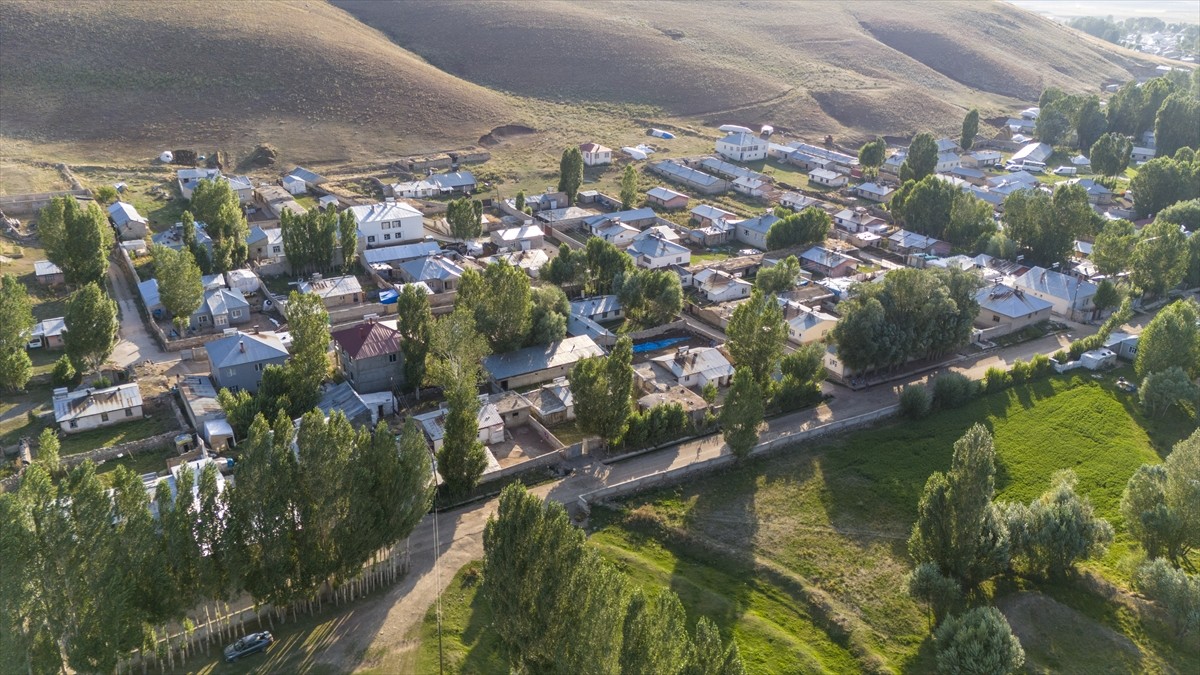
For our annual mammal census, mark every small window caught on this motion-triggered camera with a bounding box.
[389,353,398,362]
[125,407,133,417]
[69,420,78,429]
[992,315,1000,323]
[368,235,376,243]
[255,363,264,371]
[101,413,109,422]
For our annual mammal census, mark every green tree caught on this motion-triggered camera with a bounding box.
[1131,156,1197,217]
[541,243,588,291]
[1074,95,1109,152]
[36,196,113,286]
[36,428,60,477]
[616,267,683,326]
[93,185,118,205]
[1003,185,1094,266]
[395,283,433,391]
[428,307,490,494]
[754,255,800,294]
[908,424,1010,588]
[514,190,526,212]
[569,336,635,444]
[1140,366,1198,417]
[1135,559,1200,637]
[1156,198,1200,231]
[1004,470,1113,579]
[1130,219,1189,297]
[907,562,961,625]
[960,109,980,151]
[152,244,204,335]
[621,589,693,675]
[180,210,212,274]
[63,281,117,375]
[1165,431,1200,562]
[527,284,570,346]
[447,197,484,241]
[1106,81,1145,134]
[283,290,331,415]
[51,353,75,386]
[935,607,1025,675]
[190,178,247,272]
[1089,132,1132,177]
[1091,219,1137,276]
[1091,279,1121,318]
[721,368,764,459]
[1139,77,1179,133]
[1037,102,1073,145]
[765,206,831,250]
[1135,298,1200,379]
[773,342,825,412]
[1122,464,1185,562]
[620,164,639,209]
[726,289,786,392]
[293,409,357,589]
[338,210,358,271]
[900,132,938,182]
[457,261,532,353]
[0,274,35,391]
[558,147,585,205]
[584,237,634,295]
[686,618,745,675]
[892,176,995,247]
[858,138,887,173]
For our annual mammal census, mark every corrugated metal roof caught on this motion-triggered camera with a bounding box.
[54,384,143,423]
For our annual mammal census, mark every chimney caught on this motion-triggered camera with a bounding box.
[239,340,246,353]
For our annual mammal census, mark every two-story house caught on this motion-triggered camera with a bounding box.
[331,320,404,394]
[627,231,691,269]
[204,331,290,393]
[715,131,767,162]
[350,200,424,249]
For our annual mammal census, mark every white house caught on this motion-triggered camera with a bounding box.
[1131,146,1156,162]
[414,394,505,451]
[808,168,847,188]
[491,224,545,251]
[107,201,149,240]
[692,268,752,303]
[782,301,837,345]
[570,295,624,322]
[224,175,254,204]
[1011,142,1052,166]
[282,174,308,196]
[391,179,439,199]
[715,131,767,163]
[53,383,143,434]
[853,183,895,203]
[177,168,221,200]
[974,283,1053,338]
[580,142,613,166]
[651,346,734,389]
[350,200,424,248]
[963,150,1003,168]
[627,231,691,269]
[1011,266,1097,320]
[935,152,962,173]
[590,220,640,247]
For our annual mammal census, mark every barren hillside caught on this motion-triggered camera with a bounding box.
[0,0,521,161]
[336,0,1166,140]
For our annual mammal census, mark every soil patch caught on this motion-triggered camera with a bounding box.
[478,124,537,147]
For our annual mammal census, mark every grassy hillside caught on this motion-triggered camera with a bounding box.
[412,373,1197,673]
[335,0,1165,141]
[0,0,521,162]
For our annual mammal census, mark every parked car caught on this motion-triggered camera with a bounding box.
[223,632,274,663]
[1052,166,1077,176]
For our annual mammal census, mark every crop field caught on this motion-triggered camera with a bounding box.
[412,373,1197,674]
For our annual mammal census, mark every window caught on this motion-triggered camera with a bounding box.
[368,235,376,243]
[992,315,1000,323]
[231,309,242,318]
[384,233,391,240]
[226,368,236,377]
[255,363,264,371]
[101,413,109,422]
[125,407,134,417]
[69,420,78,429]
[389,353,397,362]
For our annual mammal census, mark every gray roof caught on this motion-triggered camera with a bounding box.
[698,157,768,182]
[317,382,371,427]
[428,171,476,190]
[200,287,249,317]
[138,279,161,309]
[570,295,622,318]
[34,260,63,277]
[287,167,326,184]
[647,186,687,201]
[691,204,736,221]
[246,226,283,247]
[856,182,895,198]
[737,213,780,235]
[582,208,656,229]
[350,201,422,224]
[107,201,146,226]
[627,232,690,259]
[483,336,605,381]
[1012,142,1052,163]
[32,316,66,338]
[809,168,842,181]
[298,275,362,299]
[654,160,722,187]
[718,131,764,147]
[362,241,441,265]
[652,347,734,380]
[786,142,857,165]
[204,331,289,368]
[153,220,213,250]
[1013,266,1097,302]
[950,167,985,179]
[936,138,960,152]
[54,383,142,423]
[889,229,944,251]
[976,283,1053,318]
[801,246,856,268]
[399,255,463,282]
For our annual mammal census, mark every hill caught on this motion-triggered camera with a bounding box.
[0,0,521,162]
[335,0,1168,141]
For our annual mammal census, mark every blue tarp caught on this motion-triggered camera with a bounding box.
[379,289,399,305]
[632,336,686,354]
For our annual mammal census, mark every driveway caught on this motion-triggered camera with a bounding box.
[105,258,176,369]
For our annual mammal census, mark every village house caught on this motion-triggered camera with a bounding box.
[491,224,545,251]
[29,317,66,350]
[808,168,847,188]
[483,335,605,391]
[331,319,404,394]
[527,378,575,426]
[888,229,952,257]
[397,254,464,293]
[107,201,150,240]
[974,283,1053,338]
[1131,146,1156,163]
[779,142,859,174]
[1011,142,1052,166]
[833,208,885,233]
[137,279,164,318]
[651,346,734,389]
[650,160,729,195]
[361,241,441,269]
[224,175,254,204]
[204,331,290,393]
[315,381,374,429]
[247,226,285,263]
[627,231,691,269]
[783,301,838,345]
[580,142,613,166]
[176,168,221,200]
[584,207,657,230]
[428,171,476,195]
[350,200,424,248]
[153,219,213,255]
[282,174,307,196]
[646,186,690,210]
[638,385,710,426]
[1066,178,1114,205]
[779,193,820,212]
[715,131,768,162]
[570,295,624,323]
[692,268,752,303]
[935,152,962,173]
[251,185,305,222]
[697,157,770,184]
[415,394,506,451]
[800,246,858,278]
[178,376,234,450]
[189,287,250,330]
[481,249,549,278]
[852,183,895,203]
[590,219,640,247]
[733,212,780,250]
[34,260,64,286]
[298,274,363,308]
[691,204,737,229]
[1011,266,1097,321]
[54,383,143,434]
[391,178,439,199]
[962,150,1003,168]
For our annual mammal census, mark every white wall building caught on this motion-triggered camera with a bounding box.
[350,200,424,248]
[715,132,767,163]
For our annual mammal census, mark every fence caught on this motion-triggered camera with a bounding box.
[549,225,588,250]
[577,404,899,513]
[0,189,92,215]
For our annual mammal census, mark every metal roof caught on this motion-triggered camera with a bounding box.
[54,383,143,423]
[204,331,289,368]
[34,260,63,277]
[975,283,1053,318]
[483,336,604,381]
[362,241,441,265]
[349,201,422,224]
[399,255,463,282]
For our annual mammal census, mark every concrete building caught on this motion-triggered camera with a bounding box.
[297,275,363,308]
[178,376,234,450]
[580,142,613,166]
[483,335,605,391]
[53,383,143,434]
[715,131,768,162]
[350,200,424,248]
[204,331,290,393]
[646,186,690,210]
[107,201,150,240]
[1011,266,1097,321]
[650,346,734,389]
[331,320,404,394]
[34,260,64,286]
[974,283,1053,338]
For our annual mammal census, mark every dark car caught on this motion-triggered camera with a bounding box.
[223,631,274,663]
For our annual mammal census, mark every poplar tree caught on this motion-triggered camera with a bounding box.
[428,307,490,494]
[395,283,433,391]
[726,289,786,393]
[283,290,331,415]
[960,109,979,151]
[621,589,693,675]
[558,147,585,205]
[721,368,764,459]
[620,164,639,209]
[63,281,118,375]
[457,261,532,353]
[36,196,113,286]
[0,274,35,391]
[153,244,204,335]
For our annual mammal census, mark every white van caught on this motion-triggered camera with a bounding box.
[1022,160,1047,173]
[1052,166,1077,176]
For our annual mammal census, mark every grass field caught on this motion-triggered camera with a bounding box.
[413,373,1197,674]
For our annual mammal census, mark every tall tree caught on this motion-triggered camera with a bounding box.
[721,367,764,459]
[1089,132,1132,177]
[1135,298,1200,379]
[1131,155,1197,217]
[284,290,331,415]
[1139,366,1197,417]
[960,109,979,151]
[395,283,433,391]
[35,428,60,477]
[428,307,490,494]
[191,178,248,272]
[1003,185,1094,266]
[1091,219,1137,276]
[687,618,745,675]
[541,243,588,292]
[620,164,639,209]
[1091,278,1121,316]
[1106,81,1145,135]
[338,210,358,271]
[569,336,635,444]
[36,196,113,286]
[558,147,585,205]
[1130,219,1189,297]
[152,244,204,335]
[1156,92,1200,158]
[725,289,786,393]
[527,284,570,346]
[457,261,532,353]
[765,206,831,250]
[900,132,938,182]
[754,255,800,294]
[1074,95,1108,152]
[909,424,1010,588]
[446,198,484,241]
[63,282,118,375]
[180,210,212,274]
[293,409,357,589]
[858,138,887,173]
[0,275,35,391]
[1003,470,1113,579]
[1036,97,1073,145]
[616,268,683,326]
[1164,430,1200,563]
[891,176,995,248]
[1122,464,1185,562]
[584,237,634,296]
[1156,198,1200,232]
[621,589,693,675]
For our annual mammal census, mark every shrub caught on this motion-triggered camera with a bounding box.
[51,355,76,386]
[899,384,932,419]
[1029,353,1053,378]
[1009,359,1030,384]
[935,607,1025,675]
[1134,558,1200,637]
[620,403,690,451]
[91,375,112,389]
[1051,350,1068,365]
[701,381,718,403]
[983,367,1012,393]
[932,372,976,409]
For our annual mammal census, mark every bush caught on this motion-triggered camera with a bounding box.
[51,355,76,387]
[1029,353,1053,378]
[620,403,691,451]
[899,384,932,419]
[1134,558,1200,637]
[983,367,1012,393]
[701,381,718,403]
[932,372,976,409]
[1009,359,1030,384]
[935,606,1025,675]
[1051,350,1068,365]
[91,375,112,389]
